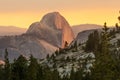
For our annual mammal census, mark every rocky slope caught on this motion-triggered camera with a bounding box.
[41,45,95,77]
[73,29,101,44]
[40,27,120,77]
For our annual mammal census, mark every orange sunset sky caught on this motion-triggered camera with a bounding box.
[0,0,120,28]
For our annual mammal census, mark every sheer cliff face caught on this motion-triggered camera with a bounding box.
[27,12,74,48]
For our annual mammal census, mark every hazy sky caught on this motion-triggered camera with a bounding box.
[0,0,120,28]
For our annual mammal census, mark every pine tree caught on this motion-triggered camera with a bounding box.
[85,33,94,52]
[117,39,120,47]
[4,49,11,80]
[62,75,69,80]
[37,64,44,80]
[74,68,84,80]
[90,23,117,80]
[43,66,53,80]
[70,67,75,80]
[0,65,4,80]
[52,69,60,80]
[55,50,59,56]
[75,41,78,51]
[11,55,28,80]
[85,30,99,52]
[118,15,120,23]
[26,54,39,80]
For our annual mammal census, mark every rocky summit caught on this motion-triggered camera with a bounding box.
[0,12,74,61]
[27,12,74,48]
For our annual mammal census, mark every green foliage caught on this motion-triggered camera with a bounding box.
[115,23,120,33]
[109,28,116,38]
[85,30,100,52]
[74,41,78,51]
[55,50,59,56]
[36,65,44,80]
[52,69,60,80]
[42,67,54,80]
[0,65,4,80]
[11,55,28,80]
[4,49,11,80]
[46,54,50,60]
[70,67,75,80]
[90,23,119,80]
[66,56,70,62]
[117,39,120,47]
[26,54,39,80]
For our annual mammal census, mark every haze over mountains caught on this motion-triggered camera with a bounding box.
[0,26,27,36]
[0,24,102,37]
[72,24,102,37]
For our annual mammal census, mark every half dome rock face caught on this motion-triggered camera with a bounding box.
[27,12,74,48]
[41,12,68,29]
[0,12,74,61]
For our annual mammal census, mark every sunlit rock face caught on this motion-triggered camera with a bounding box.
[27,12,74,48]
[0,12,74,61]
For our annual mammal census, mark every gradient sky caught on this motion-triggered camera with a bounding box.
[0,0,120,28]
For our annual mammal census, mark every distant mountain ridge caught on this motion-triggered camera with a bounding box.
[72,24,102,37]
[0,24,102,38]
[0,26,27,36]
